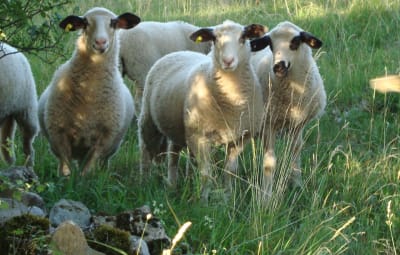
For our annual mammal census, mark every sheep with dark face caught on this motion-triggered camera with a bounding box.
[139,20,267,201]
[38,7,140,176]
[119,21,212,118]
[0,42,39,166]
[251,21,327,200]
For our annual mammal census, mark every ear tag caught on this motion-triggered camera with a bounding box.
[65,23,73,32]
[195,35,203,43]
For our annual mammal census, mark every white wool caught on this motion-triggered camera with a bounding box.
[139,20,266,201]
[38,7,138,176]
[0,42,39,166]
[119,21,212,117]
[251,21,327,200]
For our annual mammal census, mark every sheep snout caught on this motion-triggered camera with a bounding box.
[273,60,290,77]
[93,38,109,53]
[222,56,235,69]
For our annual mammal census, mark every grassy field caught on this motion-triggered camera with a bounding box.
[1,0,400,254]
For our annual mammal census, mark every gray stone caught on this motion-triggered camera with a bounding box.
[116,205,171,255]
[49,199,91,229]
[21,191,46,210]
[0,198,45,225]
[0,166,38,183]
[129,235,150,255]
[51,220,105,255]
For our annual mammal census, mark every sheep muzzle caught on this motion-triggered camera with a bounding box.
[273,60,289,78]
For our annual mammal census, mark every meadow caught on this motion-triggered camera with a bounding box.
[1,0,400,254]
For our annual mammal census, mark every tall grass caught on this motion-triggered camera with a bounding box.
[1,0,399,254]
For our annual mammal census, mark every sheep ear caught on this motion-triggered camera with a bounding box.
[243,24,268,39]
[250,35,271,52]
[300,31,322,49]
[190,28,215,43]
[111,13,141,29]
[59,15,87,32]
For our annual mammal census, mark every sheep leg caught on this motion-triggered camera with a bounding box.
[0,116,16,165]
[80,146,101,175]
[262,129,277,201]
[190,139,213,203]
[223,141,244,194]
[167,142,182,188]
[15,112,39,167]
[134,86,143,118]
[138,112,165,174]
[289,128,304,187]
[50,134,72,176]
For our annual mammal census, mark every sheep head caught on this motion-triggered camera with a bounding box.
[250,21,322,78]
[190,20,266,72]
[59,7,140,55]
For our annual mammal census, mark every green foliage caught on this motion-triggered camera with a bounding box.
[0,0,70,62]
[0,214,50,255]
[88,225,131,255]
[2,0,398,254]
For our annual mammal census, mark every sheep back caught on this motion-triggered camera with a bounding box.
[119,21,212,117]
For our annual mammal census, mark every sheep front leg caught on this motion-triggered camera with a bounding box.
[289,127,304,187]
[0,117,16,165]
[262,129,276,201]
[81,147,101,175]
[50,134,72,176]
[190,139,213,203]
[224,141,245,194]
[167,142,182,188]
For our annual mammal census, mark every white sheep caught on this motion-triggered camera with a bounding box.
[119,21,212,117]
[250,21,327,199]
[38,7,140,176]
[0,42,39,166]
[139,20,267,201]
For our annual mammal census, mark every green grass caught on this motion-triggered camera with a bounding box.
[1,0,400,254]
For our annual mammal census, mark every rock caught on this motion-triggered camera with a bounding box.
[0,198,45,225]
[49,199,91,229]
[21,191,46,211]
[0,166,38,183]
[51,220,105,255]
[116,205,171,255]
[129,235,151,255]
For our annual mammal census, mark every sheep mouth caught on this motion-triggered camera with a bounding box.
[92,45,108,54]
[273,61,290,78]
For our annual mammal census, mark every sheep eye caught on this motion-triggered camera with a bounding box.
[290,36,301,50]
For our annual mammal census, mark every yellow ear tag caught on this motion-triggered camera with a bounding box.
[65,23,73,32]
[195,35,203,43]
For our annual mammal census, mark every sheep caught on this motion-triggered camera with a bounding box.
[250,21,327,199]
[139,20,267,201]
[38,7,140,176]
[119,21,212,117]
[0,42,39,167]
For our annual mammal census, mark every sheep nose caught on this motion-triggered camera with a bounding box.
[223,57,234,67]
[95,38,107,47]
[273,60,289,77]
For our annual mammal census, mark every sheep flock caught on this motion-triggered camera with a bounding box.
[2,6,327,203]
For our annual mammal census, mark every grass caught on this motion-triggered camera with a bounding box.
[1,0,400,254]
